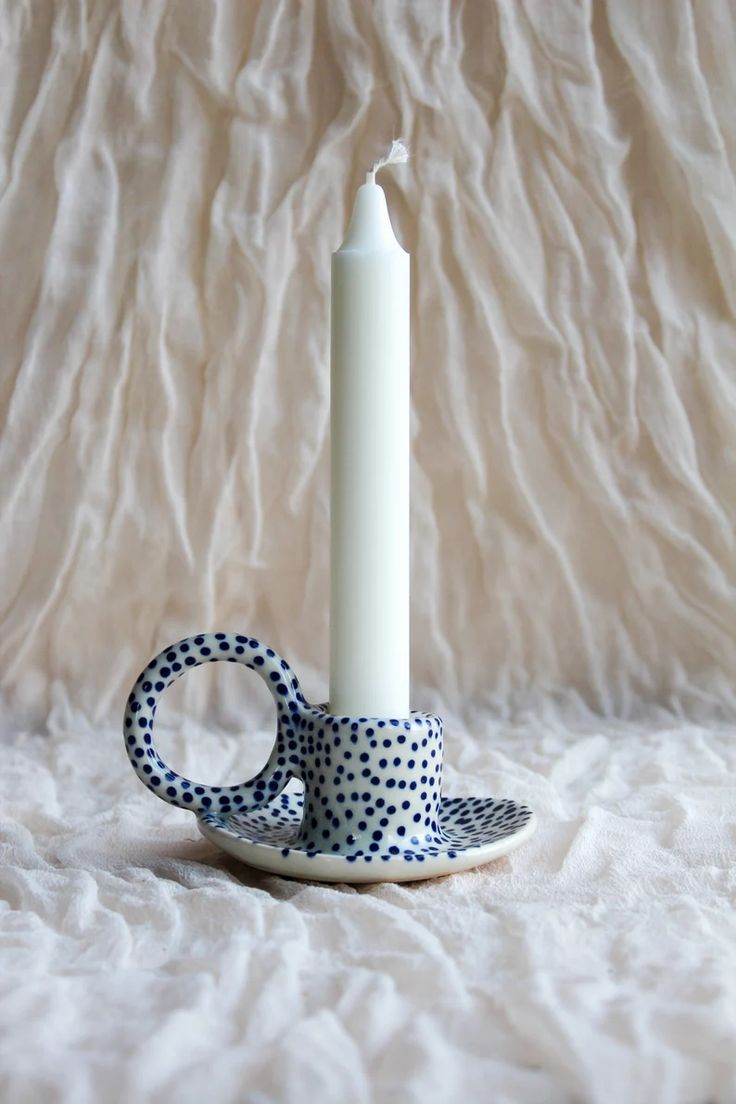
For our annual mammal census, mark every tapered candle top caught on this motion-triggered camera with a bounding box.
[338,182,406,254]
[338,139,409,253]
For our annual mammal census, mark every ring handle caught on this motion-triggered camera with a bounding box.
[123,633,305,815]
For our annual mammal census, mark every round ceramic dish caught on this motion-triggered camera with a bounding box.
[197,788,536,883]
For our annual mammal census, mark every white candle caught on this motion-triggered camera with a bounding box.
[329,152,410,718]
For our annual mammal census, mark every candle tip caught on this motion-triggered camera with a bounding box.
[370,139,409,180]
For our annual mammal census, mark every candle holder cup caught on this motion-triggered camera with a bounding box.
[124,632,536,883]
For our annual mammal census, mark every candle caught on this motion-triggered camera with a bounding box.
[329,145,410,718]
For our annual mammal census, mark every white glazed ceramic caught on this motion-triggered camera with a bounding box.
[124,633,536,883]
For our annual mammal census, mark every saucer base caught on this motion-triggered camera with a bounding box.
[197,788,536,884]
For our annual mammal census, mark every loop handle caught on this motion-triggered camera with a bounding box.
[123,633,304,815]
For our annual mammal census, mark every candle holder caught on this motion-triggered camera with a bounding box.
[124,632,536,883]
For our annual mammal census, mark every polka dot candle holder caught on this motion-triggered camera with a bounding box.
[123,633,536,883]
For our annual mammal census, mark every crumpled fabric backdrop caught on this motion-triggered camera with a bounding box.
[1,2,735,1102]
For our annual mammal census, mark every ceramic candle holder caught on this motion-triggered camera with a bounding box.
[123,632,536,883]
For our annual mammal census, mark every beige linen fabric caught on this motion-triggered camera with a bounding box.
[0,3,735,1102]
[1,0,734,722]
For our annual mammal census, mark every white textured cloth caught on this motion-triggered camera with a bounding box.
[1,1,735,1101]
[2,710,735,1103]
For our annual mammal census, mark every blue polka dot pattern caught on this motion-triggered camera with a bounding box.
[200,790,534,868]
[124,633,535,871]
[124,633,305,814]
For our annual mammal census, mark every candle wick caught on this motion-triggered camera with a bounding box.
[369,139,409,182]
